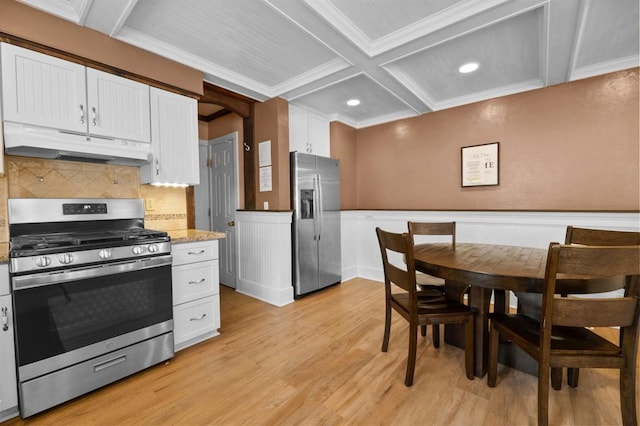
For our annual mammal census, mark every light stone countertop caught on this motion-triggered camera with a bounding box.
[167,229,226,244]
[0,242,8,263]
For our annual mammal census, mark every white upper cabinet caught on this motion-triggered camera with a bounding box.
[289,105,330,157]
[86,68,150,142]
[1,43,87,133]
[141,87,199,185]
[1,43,151,143]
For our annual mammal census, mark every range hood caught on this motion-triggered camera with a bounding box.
[3,122,151,166]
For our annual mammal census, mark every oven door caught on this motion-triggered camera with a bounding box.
[12,255,173,381]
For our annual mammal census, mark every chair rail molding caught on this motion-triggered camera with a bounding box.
[236,211,294,306]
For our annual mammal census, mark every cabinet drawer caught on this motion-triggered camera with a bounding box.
[171,241,218,265]
[172,260,219,305]
[173,296,219,346]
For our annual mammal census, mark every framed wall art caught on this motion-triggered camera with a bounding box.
[461,142,499,187]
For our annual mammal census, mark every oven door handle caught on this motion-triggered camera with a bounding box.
[12,255,172,291]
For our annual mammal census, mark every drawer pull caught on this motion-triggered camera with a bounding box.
[94,354,127,372]
[190,313,207,322]
[1,307,8,331]
[188,278,206,285]
[187,250,206,255]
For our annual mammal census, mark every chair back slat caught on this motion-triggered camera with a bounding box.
[565,226,640,246]
[408,222,456,246]
[386,263,412,292]
[556,245,640,277]
[553,297,639,327]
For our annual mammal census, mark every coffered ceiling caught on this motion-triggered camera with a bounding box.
[19,0,640,128]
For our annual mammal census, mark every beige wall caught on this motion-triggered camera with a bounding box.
[0,0,203,95]
[330,121,357,210]
[354,69,639,211]
[254,98,290,210]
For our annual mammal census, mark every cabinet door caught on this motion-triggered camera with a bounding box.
[144,87,199,185]
[308,113,330,157]
[86,68,151,143]
[289,105,309,153]
[0,294,17,412]
[1,43,86,133]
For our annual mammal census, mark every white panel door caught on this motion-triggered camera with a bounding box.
[211,135,238,288]
[289,105,309,153]
[0,294,17,412]
[0,43,87,133]
[145,87,199,185]
[86,68,151,142]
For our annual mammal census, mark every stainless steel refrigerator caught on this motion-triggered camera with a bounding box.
[291,152,341,297]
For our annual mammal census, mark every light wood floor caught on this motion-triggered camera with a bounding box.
[3,278,638,425]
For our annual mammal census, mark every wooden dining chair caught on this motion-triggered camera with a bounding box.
[487,243,640,426]
[376,227,475,386]
[407,221,455,347]
[559,227,640,389]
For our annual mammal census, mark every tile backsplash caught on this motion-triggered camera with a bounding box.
[0,155,189,241]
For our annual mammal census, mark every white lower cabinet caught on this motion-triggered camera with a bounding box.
[172,240,220,351]
[0,264,18,420]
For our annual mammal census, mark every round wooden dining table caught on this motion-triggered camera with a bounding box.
[413,242,622,377]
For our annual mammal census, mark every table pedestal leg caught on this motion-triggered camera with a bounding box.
[444,281,492,378]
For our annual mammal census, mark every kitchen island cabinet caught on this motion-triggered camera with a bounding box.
[0,264,18,421]
[171,240,220,351]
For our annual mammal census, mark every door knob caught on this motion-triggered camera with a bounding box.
[228,221,235,227]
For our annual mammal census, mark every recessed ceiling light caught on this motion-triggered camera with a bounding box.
[459,62,479,74]
[347,99,360,106]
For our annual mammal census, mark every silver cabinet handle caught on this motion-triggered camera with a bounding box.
[188,278,206,285]
[190,313,206,321]
[91,107,97,126]
[1,307,8,331]
[187,250,205,255]
[79,105,85,124]
[155,159,160,175]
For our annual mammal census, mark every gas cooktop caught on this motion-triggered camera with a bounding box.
[10,228,169,257]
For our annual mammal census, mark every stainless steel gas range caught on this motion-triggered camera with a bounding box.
[8,198,174,417]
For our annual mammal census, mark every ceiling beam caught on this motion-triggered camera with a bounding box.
[201,82,254,118]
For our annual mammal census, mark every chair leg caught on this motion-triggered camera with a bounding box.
[538,366,550,426]
[405,323,418,386]
[487,321,499,387]
[463,318,474,380]
[382,301,391,352]
[421,325,427,337]
[567,368,579,388]
[620,362,638,426]
[551,367,562,390]
[432,324,440,348]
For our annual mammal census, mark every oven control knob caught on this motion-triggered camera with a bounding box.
[35,256,52,268]
[148,244,159,253]
[58,253,74,264]
[132,245,145,255]
[98,249,112,259]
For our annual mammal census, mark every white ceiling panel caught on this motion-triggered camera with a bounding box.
[384,7,544,108]
[290,73,415,127]
[122,0,343,88]
[570,0,640,80]
[18,0,640,128]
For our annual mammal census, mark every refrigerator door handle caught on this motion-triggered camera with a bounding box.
[312,174,319,241]
[317,173,323,241]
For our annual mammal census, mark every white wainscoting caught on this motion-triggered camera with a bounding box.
[235,211,294,306]
[235,210,639,307]
[340,210,640,307]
